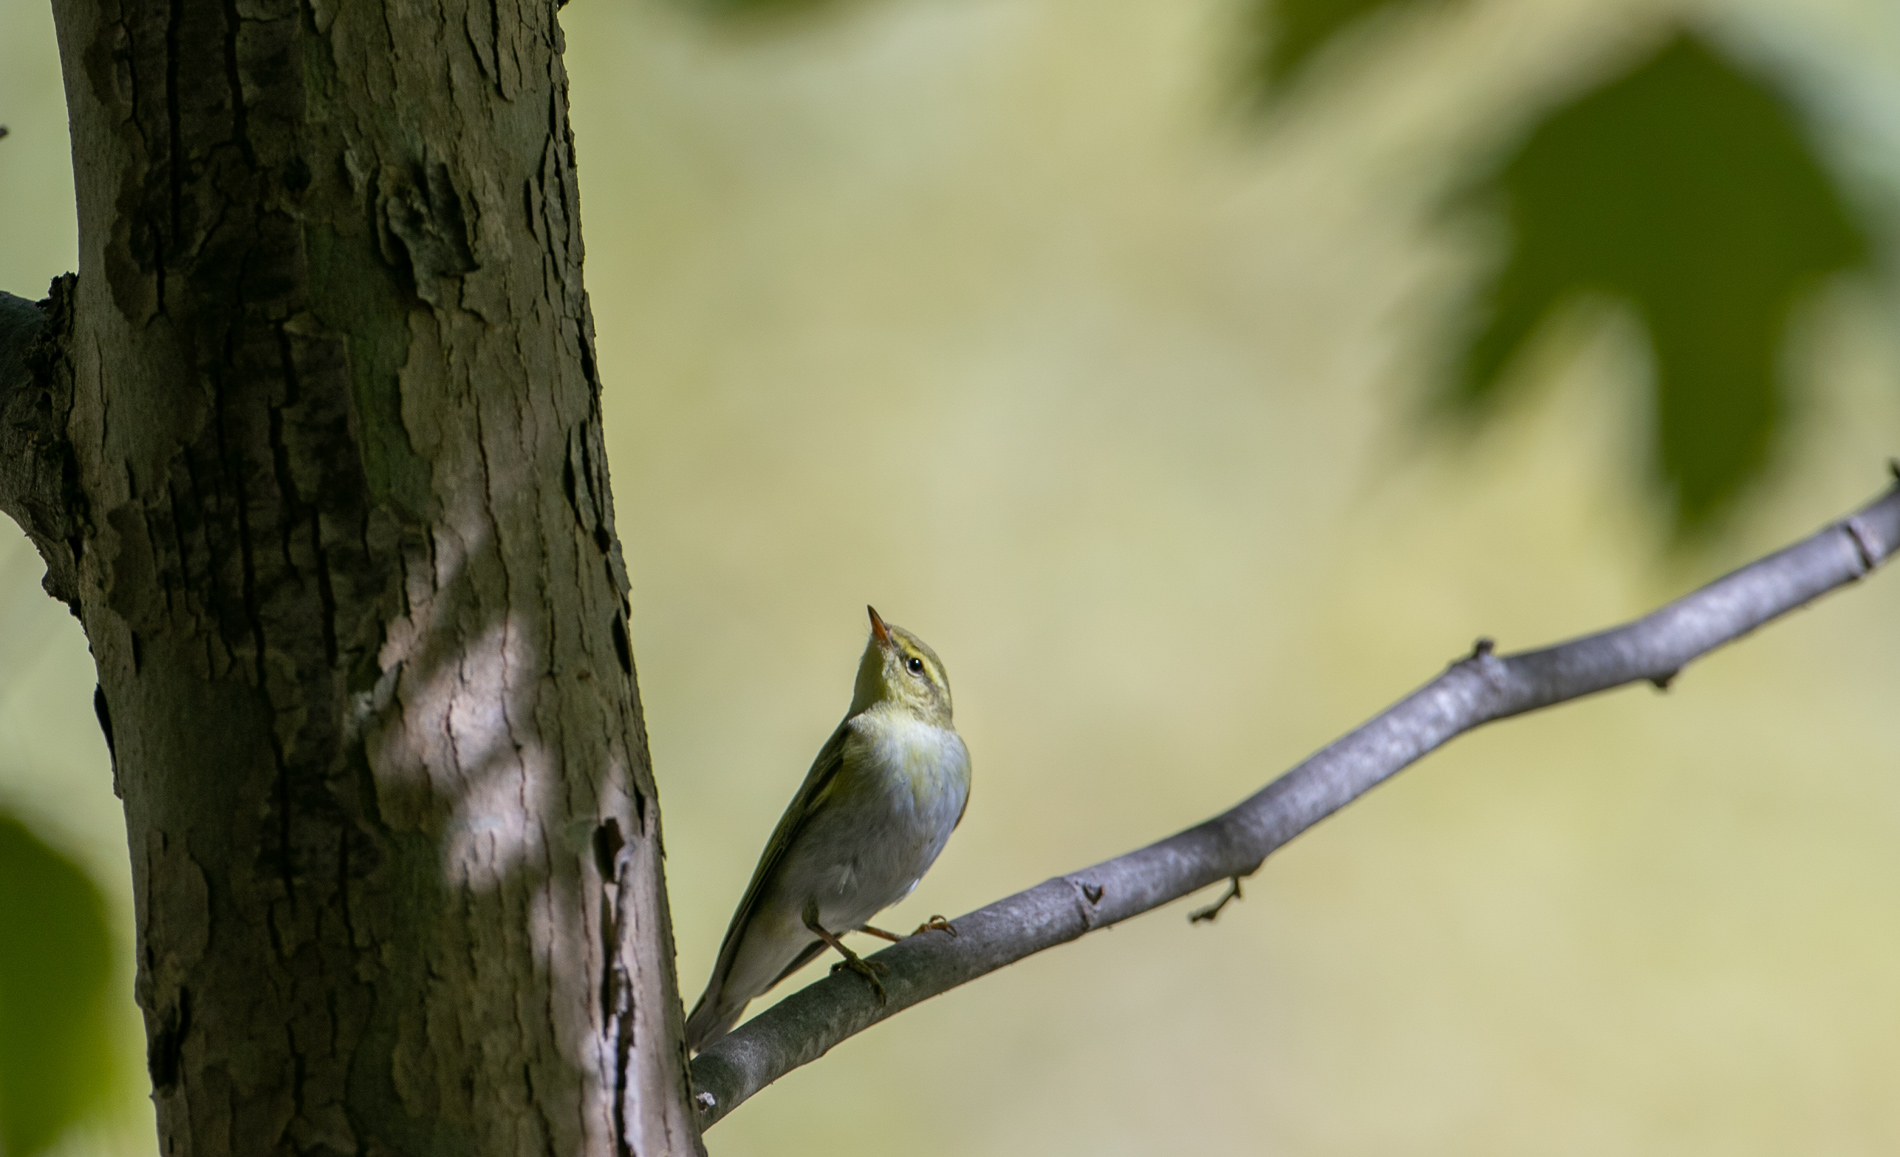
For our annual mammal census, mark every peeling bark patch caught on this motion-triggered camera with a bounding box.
[147,985,192,1090]
[562,421,619,562]
[373,159,479,306]
[592,818,623,885]
[604,878,638,1157]
[93,682,117,760]
[561,434,585,526]
[610,614,631,678]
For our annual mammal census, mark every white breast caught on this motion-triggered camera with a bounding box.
[824,709,970,920]
[866,712,966,782]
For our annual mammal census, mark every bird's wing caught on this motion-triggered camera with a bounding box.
[953,733,972,830]
[701,718,854,999]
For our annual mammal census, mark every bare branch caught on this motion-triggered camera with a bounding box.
[691,472,1900,1127]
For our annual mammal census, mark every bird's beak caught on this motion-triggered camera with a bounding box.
[867,605,892,645]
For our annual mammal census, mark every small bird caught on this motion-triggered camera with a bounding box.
[683,606,972,1054]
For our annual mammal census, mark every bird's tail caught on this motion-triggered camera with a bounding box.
[685,930,827,1052]
[683,985,745,1055]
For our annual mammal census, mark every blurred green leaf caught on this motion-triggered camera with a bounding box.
[675,0,844,19]
[1246,0,1443,93]
[0,809,114,1156]
[1453,34,1868,537]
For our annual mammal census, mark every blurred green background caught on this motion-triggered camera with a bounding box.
[4,0,1899,1153]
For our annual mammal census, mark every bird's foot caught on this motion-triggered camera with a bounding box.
[806,902,889,1002]
[829,953,890,1003]
[912,914,958,937]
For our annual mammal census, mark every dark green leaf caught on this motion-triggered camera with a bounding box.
[675,0,845,19]
[1245,0,1444,94]
[0,809,115,1156]
[1453,34,1868,536]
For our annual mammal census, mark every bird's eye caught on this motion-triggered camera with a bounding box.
[906,656,925,675]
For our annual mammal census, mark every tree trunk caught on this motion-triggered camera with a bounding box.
[8,0,702,1151]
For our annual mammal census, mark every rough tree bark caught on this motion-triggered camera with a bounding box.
[2,1,702,1153]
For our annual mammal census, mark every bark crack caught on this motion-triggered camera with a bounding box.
[163,0,185,309]
[219,0,253,163]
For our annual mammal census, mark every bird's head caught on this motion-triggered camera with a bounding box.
[850,606,953,726]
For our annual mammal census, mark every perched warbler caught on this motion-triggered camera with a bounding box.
[683,606,971,1054]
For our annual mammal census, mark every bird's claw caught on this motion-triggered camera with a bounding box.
[913,914,958,937]
[830,955,889,1003]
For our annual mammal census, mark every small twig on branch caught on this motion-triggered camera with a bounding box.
[1187,876,1244,924]
[690,474,1900,1128]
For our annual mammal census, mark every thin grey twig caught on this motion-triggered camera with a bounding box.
[692,474,1900,1128]
[1187,875,1242,923]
